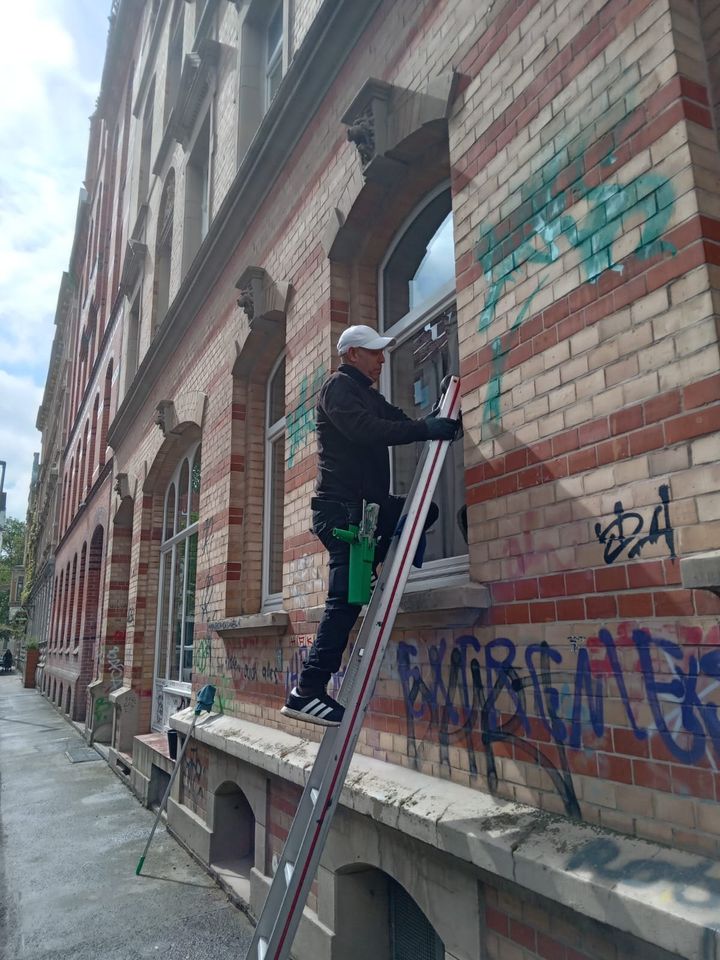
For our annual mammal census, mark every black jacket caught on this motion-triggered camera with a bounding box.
[315,364,430,505]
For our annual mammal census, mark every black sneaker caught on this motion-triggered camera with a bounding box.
[281,688,344,727]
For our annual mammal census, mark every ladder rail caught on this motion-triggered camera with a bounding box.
[247,376,462,960]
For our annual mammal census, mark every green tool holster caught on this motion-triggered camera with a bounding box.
[332,501,380,605]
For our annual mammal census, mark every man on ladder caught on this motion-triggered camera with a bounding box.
[282,324,459,727]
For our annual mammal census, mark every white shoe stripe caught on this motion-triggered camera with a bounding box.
[316,706,334,719]
[309,703,329,717]
[304,699,321,711]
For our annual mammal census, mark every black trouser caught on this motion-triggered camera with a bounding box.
[298,496,438,695]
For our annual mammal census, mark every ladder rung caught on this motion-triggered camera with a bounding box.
[284,861,294,886]
[258,939,267,960]
[311,788,319,805]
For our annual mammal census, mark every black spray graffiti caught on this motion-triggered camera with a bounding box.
[398,636,581,817]
[594,484,675,564]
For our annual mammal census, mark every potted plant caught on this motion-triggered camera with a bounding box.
[23,638,39,689]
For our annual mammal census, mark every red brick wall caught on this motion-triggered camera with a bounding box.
[483,883,675,960]
[90,0,720,863]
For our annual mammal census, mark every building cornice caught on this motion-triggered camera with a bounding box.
[108,0,385,449]
[37,272,74,432]
[96,0,145,120]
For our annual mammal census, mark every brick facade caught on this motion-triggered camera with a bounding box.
[36,0,720,957]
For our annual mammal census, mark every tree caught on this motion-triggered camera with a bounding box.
[0,517,26,567]
[0,517,26,627]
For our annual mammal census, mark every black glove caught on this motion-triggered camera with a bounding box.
[424,416,458,441]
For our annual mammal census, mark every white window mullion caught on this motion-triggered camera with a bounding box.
[179,535,190,681]
[165,544,176,680]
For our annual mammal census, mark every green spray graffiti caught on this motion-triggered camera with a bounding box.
[286,365,326,467]
[475,122,676,429]
[195,635,211,675]
[94,696,112,727]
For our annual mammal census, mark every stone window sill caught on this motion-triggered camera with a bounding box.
[210,611,291,639]
[680,550,720,595]
[306,580,490,628]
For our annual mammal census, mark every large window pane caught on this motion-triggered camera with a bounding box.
[154,442,202,725]
[164,483,175,541]
[169,542,185,680]
[157,551,173,680]
[390,309,466,562]
[383,189,454,329]
[177,459,190,533]
[266,4,283,107]
[268,434,285,595]
[182,532,197,682]
[190,448,201,524]
[268,357,285,426]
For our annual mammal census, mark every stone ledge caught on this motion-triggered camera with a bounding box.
[306,582,490,627]
[210,611,291,638]
[681,550,720,593]
[171,708,720,960]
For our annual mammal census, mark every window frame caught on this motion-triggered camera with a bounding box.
[262,353,286,611]
[151,441,201,730]
[378,183,468,589]
[264,1,284,110]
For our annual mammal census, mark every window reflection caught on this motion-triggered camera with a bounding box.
[382,189,467,568]
[383,189,455,330]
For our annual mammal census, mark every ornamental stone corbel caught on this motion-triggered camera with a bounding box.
[341,79,399,183]
[234,266,292,325]
[341,73,457,182]
[113,472,135,525]
[154,400,178,437]
[114,473,131,501]
[232,267,290,377]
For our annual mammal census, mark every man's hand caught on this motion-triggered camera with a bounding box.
[424,416,459,441]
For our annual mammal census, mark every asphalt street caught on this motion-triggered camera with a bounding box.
[0,675,255,960]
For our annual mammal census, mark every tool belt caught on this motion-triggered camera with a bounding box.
[310,496,362,510]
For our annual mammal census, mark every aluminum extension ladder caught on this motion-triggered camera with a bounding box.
[246,375,462,960]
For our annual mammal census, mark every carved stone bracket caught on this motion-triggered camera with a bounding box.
[114,472,131,500]
[113,471,135,525]
[232,267,290,377]
[153,392,207,438]
[341,78,393,178]
[154,400,178,437]
[234,266,292,325]
[340,73,456,183]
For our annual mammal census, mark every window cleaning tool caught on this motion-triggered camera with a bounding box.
[135,683,216,876]
[332,500,380,605]
[245,375,461,960]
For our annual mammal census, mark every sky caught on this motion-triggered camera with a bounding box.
[0,0,111,522]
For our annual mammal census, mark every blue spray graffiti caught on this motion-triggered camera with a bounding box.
[398,628,720,815]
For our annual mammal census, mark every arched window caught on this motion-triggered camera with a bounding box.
[152,442,201,729]
[263,355,285,609]
[379,185,467,580]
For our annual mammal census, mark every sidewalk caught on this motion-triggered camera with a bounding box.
[0,676,254,960]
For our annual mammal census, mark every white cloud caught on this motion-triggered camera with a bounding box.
[0,0,106,518]
[0,372,44,520]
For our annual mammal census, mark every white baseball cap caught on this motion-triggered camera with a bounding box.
[337,324,396,354]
